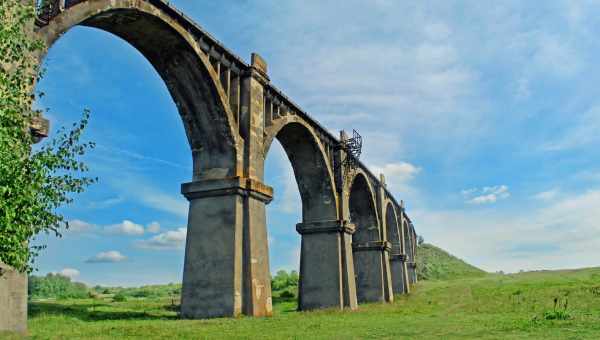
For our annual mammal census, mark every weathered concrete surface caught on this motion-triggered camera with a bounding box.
[296,220,357,310]
[0,263,27,334]
[390,254,409,294]
[352,242,391,303]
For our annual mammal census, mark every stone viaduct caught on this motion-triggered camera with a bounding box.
[2,0,420,331]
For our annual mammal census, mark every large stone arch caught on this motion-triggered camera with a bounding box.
[34,1,247,320]
[348,172,389,303]
[36,0,242,179]
[264,119,351,310]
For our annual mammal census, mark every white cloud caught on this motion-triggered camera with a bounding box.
[373,162,421,184]
[135,228,187,250]
[58,268,80,279]
[67,219,95,233]
[463,185,510,205]
[146,221,161,233]
[86,250,127,263]
[105,220,145,236]
[372,162,421,203]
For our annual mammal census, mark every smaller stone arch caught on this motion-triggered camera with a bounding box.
[264,118,338,222]
[385,203,409,295]
[348,172,390,303]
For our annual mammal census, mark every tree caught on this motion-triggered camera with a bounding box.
[0,0,95,274]
[417,235,424,246]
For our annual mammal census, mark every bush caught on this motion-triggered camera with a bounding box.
[113,293,127,302]
[279,289,295,299]
[28,273,88,299]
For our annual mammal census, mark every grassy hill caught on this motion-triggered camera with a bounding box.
[417,243,487,281]
[12,267,600,339]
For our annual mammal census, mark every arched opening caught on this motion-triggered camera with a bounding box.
[403,220,415,284]
[32,2,240,317]
[349,173,386,303]
[38,3,239,178]
[34,26,192,284]
[272,123,337,223]
[264,139,302,311]
[350,174,379,244]
[264,121,340,311]
[385,203,406,295]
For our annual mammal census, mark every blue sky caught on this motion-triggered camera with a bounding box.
[34,0,600,286]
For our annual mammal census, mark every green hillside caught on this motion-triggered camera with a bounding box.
[417,243,487,281]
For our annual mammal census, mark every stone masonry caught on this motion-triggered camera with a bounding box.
[2,0,420,329]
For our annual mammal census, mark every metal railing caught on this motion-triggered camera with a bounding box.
[35,0,85,26]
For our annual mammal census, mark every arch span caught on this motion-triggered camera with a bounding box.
[35,1,248,320]
[37,0,241,179]
[266,120,338,222]
[386,203,408,295]
[265,120,347,310]
[349,173,389,303]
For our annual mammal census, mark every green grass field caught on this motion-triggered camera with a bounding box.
[4,245,600,339]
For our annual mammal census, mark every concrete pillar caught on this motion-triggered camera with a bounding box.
[0,263,27,334]
[376,176,394,303]
[389,253,409,294]
[238,53,273,317]
[180,179,245,319]
[352,241,391,303]
[241,179,273,317]
[296,220,357,311]
[395,208,410,294]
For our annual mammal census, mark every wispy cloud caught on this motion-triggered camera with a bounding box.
[533,189,560,201]
[86,250,127,263]
[67,219,163,236]
[134,228,187,250]
[462,185,510,205]
[67,219,96,233]
[58,268,80,279]
[95,144,188,170]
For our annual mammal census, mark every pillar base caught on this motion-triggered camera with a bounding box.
[0,263,27,334]
[180,177,273,319]
[352,241,392,303]
[390,253,410,294]
[296,220,358,311]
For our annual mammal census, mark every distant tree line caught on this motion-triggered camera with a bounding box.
[28,273,88,299]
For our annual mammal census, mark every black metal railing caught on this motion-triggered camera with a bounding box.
[35,0,86,26]
[35,0,61,26]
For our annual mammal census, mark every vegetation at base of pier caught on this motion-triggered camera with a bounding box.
[417,243,487,281]
[0,0,95,274]
[15,266,600,339]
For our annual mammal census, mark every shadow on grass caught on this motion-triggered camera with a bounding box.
[29,302,179,321]
[272,296,298,314]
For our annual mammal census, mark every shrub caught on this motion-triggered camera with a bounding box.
[113,293,127,302]
[279,289,295,299]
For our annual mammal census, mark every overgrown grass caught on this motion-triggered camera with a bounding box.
[417,243,487,281]
[17,267,600,339]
